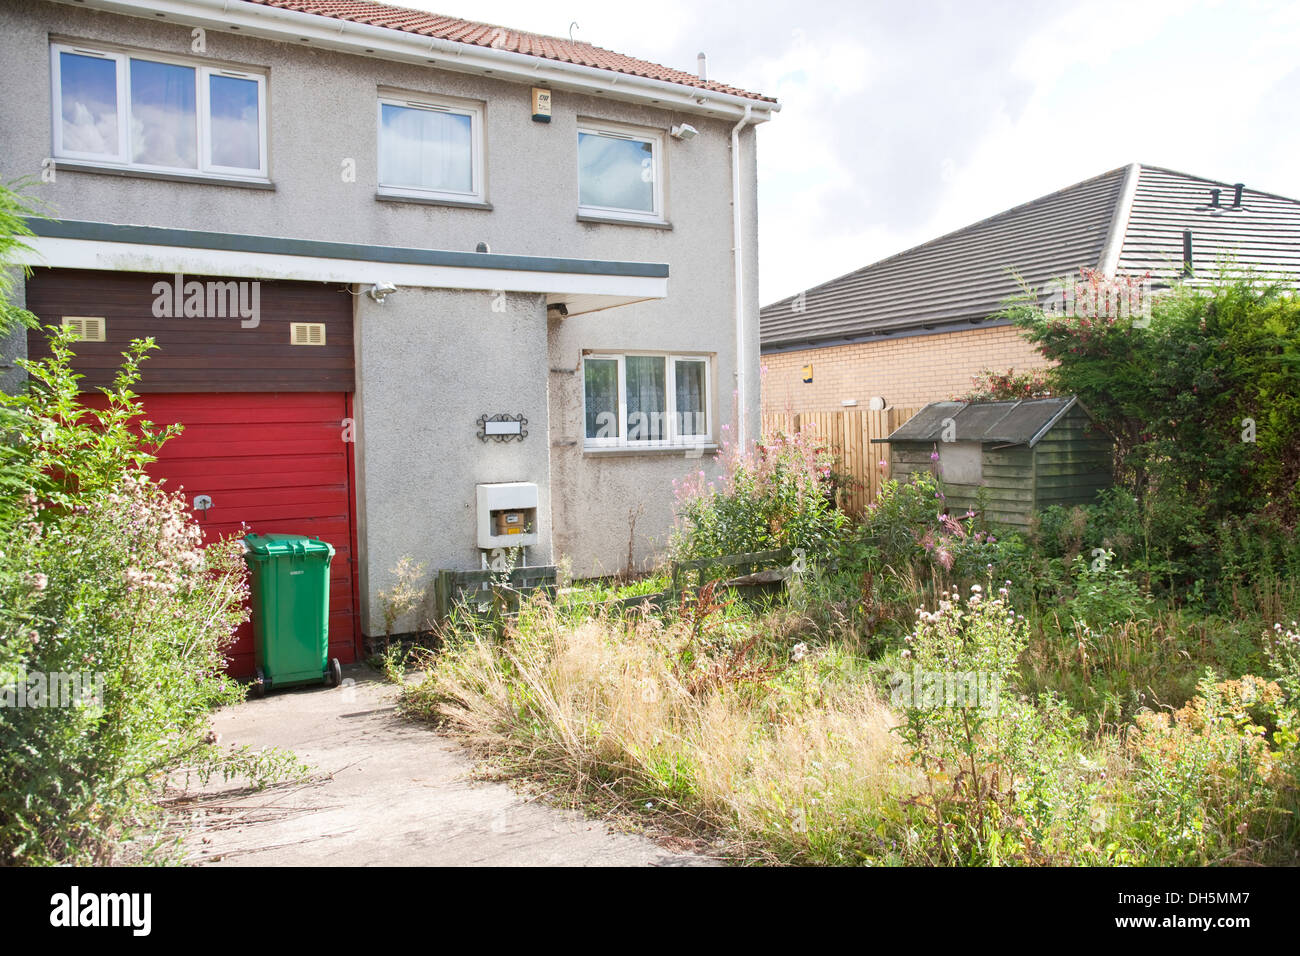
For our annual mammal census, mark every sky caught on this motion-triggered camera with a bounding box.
[379,0,1300,304]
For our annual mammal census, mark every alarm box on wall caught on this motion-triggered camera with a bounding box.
[476,482,539,549]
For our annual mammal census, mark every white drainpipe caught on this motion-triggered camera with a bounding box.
[731,103,753,447]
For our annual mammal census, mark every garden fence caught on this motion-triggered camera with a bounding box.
[762,406,921,515]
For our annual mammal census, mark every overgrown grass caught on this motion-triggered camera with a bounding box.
[401,577,1300,866]
[403,591,906,864]
[557,572,673,608]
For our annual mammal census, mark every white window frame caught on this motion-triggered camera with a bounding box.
[50,42,268,180]
[199,66,270,178]
[576,120,665,224]
[376,93,485,204]
[582,351,711,449]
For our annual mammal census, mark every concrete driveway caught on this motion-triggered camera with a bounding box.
[182,665,710,866]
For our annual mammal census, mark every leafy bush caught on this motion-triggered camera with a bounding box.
[1064,552,1153,630]
[670,428,845,562]
[1121,672,1299,864]
[1267,621,1300,701]
[0,326,297,865]
[833,472,1026,610]
[1007,268,1300,574]
[958,367,1053,401]
[892,584,1104,865]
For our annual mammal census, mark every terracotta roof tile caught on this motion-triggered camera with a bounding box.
[247,0,774,102]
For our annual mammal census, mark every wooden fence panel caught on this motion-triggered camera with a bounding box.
[762,406,922,516]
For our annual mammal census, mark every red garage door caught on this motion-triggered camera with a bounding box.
[27,268,359,678]
[120,392,358,677]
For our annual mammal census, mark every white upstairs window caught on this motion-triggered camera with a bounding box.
[577,122,665,223]
[51,42,267,180]
[377,94,485,203]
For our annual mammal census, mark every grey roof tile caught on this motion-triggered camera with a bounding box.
[762,164,1300,351]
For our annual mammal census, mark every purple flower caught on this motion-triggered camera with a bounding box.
[930,451,940,461]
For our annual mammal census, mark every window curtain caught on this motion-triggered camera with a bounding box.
[625,356,666,441]
[130,59,197,168]
[675,360,706,436]
[584,359,618,439]
[381,105,472,193]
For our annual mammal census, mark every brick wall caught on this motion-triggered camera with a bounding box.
[760,324,1050,414]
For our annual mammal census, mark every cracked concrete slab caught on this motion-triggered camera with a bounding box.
[183,665,712,867]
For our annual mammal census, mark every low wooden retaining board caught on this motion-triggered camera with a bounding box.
[669,548,793,597]
[432,565,558,623]
[432,549,802,625]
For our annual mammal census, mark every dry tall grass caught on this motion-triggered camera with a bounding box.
[405,601,904,864]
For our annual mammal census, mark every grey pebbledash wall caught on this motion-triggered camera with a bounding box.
[0,0,763,628]
[352,288,554,631]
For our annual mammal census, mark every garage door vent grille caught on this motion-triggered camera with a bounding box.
[61,316,106,342]
[290,322,327,346]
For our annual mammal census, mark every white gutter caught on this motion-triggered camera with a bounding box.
[731,104,753,447]
[1098,163,1142,277]
[54,0,779,122]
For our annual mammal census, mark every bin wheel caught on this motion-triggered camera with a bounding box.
[327,658,342,688]
[252,668,268,698]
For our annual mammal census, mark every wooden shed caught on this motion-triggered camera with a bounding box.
[875,397,1113,528]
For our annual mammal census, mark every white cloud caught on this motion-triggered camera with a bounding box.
[359,0,1300,302]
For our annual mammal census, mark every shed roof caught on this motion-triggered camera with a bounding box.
[877,396,1082,448]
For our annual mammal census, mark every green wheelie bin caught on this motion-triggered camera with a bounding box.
[243,533,341,694]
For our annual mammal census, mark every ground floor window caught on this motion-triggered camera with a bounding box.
[583,352,711,447]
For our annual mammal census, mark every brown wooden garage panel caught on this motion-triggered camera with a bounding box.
[24,268,355,392]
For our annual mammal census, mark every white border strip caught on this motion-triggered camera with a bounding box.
[16,236,669,301]
[1098,163,1142,277]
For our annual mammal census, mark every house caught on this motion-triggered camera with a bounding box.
[761,164,1300,415]
[877,396,1113,529]
[0,0,778,673]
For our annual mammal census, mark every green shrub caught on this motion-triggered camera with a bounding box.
[1119,672,1299,865]
[832,472,1029,614]
[0,328,299,865]
[1008,268,1300,579]
[1064,552,1154,629]
[670,428,845,562]
[892,585,1107,865]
